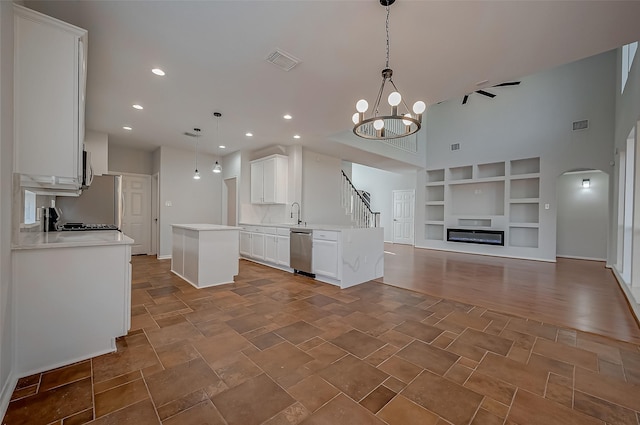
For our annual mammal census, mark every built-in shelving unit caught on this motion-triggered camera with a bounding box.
[423,157,541,250]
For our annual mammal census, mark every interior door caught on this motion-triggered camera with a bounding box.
[392,189,415,245]
[121,174,151,255]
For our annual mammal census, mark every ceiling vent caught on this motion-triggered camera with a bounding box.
[266,49,301,71]
[572,119,589,131]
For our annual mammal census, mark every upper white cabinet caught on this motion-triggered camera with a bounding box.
[14,5,88,190]
[250,154,288,204]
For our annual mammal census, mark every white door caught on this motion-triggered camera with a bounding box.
[392,189,415,245]
[121,174,151,255]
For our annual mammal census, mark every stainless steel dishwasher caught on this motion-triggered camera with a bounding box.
[290,228,314,276]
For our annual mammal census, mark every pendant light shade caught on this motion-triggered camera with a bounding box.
[213,112,223,174]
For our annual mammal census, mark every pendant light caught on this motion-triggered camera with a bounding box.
[213,112,222,174]
[192,128,201,180]
[352,0,425,140]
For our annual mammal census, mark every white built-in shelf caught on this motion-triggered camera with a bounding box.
[477,161,506,178]
[426,169,445,183]
[509,198,539,204]
[424,157,541,250]
[508,222,539,228]
[510,157,540,175]
[510,173,540,180]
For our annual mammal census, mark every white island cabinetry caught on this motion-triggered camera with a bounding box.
[12,231,133,376]
[240,224,383,288]
[171,224,241,288]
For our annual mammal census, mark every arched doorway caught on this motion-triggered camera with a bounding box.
[556,169,609,260]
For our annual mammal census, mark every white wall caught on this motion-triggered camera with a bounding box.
[158,146,222,257]
[302,149,352,226]
[352,164,416,241]
[417,51,617,261]
[0,0,14,414]
[556,171,609,260]
[109,144,153,175]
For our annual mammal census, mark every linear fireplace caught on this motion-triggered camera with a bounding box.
[447,228,504,246]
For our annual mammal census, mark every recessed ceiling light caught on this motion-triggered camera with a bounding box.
[152,68,165,76]
[245,132,253,137]
[293,135,301,139]
[283,114,292,120]
[218,145,226,149]
[132,104,143,110]
[123,126,132,131]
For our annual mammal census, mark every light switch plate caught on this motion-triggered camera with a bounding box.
[165,201,172,207]
[545,203,550,210]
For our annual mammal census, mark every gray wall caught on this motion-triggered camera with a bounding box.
[158,146,222,257]
[416,50,617,261]
[556,171,609,260]
[352,164,416,242]
[108,143,153,175]
[0,0,14,411]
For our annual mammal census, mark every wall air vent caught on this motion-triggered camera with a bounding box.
[451,143,460,151]
[266,49,301,71]
[572,120,589,131]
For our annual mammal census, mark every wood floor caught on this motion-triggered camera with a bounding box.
[380,244,640,344]
[3,248,640,425]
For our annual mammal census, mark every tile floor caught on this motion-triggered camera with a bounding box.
[4,255,640,425]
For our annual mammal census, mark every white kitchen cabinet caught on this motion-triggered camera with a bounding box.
[14,5,88,190]
[251,232,265,260]
[171,225,240,288]
[250,155,288,204]
[313,231,340,279]
[276,234,290,267]
[265,234,278,263]
[13,237,132,375]
[239,231,252,257]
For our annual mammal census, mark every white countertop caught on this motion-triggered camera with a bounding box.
[13,230,134,250]
[239,222,371,231]
[171,224,243,231]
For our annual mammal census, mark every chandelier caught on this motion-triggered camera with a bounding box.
[352,0,426,140]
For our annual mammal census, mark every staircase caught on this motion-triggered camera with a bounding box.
[341,171,380,228]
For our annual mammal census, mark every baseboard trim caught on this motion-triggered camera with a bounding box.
[557,254,607,261]
[412,244,555,263]
[156,255,171,260]
[0,372,17,422]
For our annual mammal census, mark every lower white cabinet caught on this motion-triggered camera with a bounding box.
[276,234,290,267]
[251,233,265,260]
[240,226,290,269]
[13,241,132,375]
[313,231,339,279]
[239,231,251,257]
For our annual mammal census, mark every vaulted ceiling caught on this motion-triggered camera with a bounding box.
[24,1,640,168]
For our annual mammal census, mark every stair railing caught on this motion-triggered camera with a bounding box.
[341,170,380,228]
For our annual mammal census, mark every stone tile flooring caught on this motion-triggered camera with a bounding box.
[4,256,640,425]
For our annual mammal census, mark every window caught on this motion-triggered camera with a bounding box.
[621,42,638,94]
[24,190,36,224]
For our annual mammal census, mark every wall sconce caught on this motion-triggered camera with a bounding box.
[582,178,591,188]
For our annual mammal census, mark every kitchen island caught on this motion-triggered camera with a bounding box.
[171,224,242,288]
[239,223,384,289]
[12,230,134,376]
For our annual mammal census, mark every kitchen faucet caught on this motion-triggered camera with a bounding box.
[291,202,302,225]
